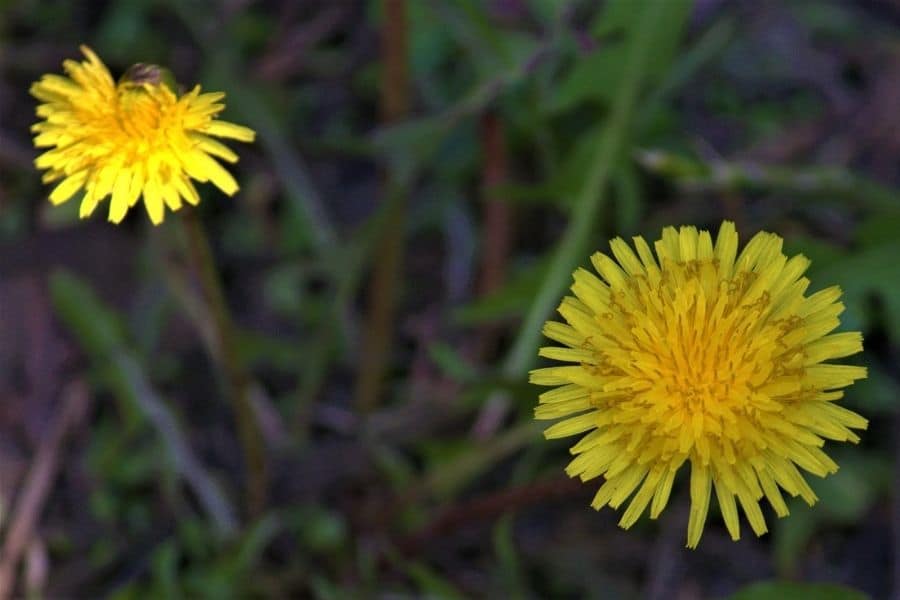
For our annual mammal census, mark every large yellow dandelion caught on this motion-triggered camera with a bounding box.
[531,221,867,548]
[30,46,255,225]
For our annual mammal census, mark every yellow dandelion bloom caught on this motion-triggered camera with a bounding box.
[30,45,255,225]
[531,221,867,548]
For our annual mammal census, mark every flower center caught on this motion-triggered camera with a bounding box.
[604,260,791,465]
[115,86,173,141]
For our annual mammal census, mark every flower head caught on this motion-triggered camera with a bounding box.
[30,45,255,225]
[531,221,867,548]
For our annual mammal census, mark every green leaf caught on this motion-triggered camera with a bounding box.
[428,342,479,383]
[237,329,308,372]
[772,452,888,575]
[812,453,889,524]
[150,542,181,599]
[424,422,541,499]
[549,123,607,207]
[408,0,455,80]
[309,576,345,600]
[782,236,846,268]
[404,561,467,600]
[856,214,900,248]
[493,513,527,597]
[772,502,818,575]
[232,515,281,571]
[613,161,642,234]
[729,581,868,600]
[547,43,629,113]
[592,0,644,37]
[453,256,551,325]
[372,445,417,491]
[845,362,900,414]
[49,270,126,358]
[638,16,737,129]
[812,240,900,340]
[95,0,153,61]
[504,0,695,377]
[50,270,238,536]
[550,0,693,113]
[374,117,457,183]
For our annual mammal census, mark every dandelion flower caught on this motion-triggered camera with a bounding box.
[30,45,255,225]
[531,221,867,548]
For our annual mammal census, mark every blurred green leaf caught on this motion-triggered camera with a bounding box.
[550,123,606,207]
[96,0,153,61]
[547,44,629,113]
[592,0,645,37]
[493,513,526,598]
[232,515,281,572]
[49,270,127,358]
[404,561,466,600]
[453,256,551,325]
[504,0,692,376]
[638,16,737,130]
[427,342,479,383]
[151,542,181,599]
[813,453,890,524]
[783,235,846,268]
[309,576,345,600]
[844,362,900,414]
[813,240,900,340]
[789,1,861,39]
[374,117,458,183]
[238,329,308,372]
[409,0,455,81]
[424,0,535,80]
[373,445,417,491]
[613,161,642,234]
[424,421,541,498]
[550,0,692,113]
[856,214,900,248]
[637,149,900,216]
[729,581,868,600]
[289,506,347,555]
[50,269,238,536]
[773,452,888,575]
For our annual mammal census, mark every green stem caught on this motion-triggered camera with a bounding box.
[637,149,900,215]
[356,0,410,412]
[501,2,667,378]
[182,208,267,517]
[356,180,407,412]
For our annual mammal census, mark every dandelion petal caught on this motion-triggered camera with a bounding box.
[535,221,867,548]
[30,46,254,225]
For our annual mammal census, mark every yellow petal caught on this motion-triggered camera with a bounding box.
[650,466,678,519]
[48,171,87,205]
[184,151,239,196]
[714,478,740,541]
[204,120,256,142]
[143,180,165,225]
[192,134,239,163]
[686,462,711,549]
[108,169,133,223]
[619,468,663,529]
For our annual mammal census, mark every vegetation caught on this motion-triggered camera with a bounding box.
[0,1,897,597]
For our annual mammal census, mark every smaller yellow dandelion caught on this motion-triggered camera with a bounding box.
[30,45,256,225]
[532,221,867,548]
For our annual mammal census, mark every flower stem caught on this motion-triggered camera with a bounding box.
[182,208,267,517]
[471,111,514,438]
[501,2,667,378]
[355,0,410,412]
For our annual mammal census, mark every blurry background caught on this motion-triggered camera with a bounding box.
[0,0,897,598]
